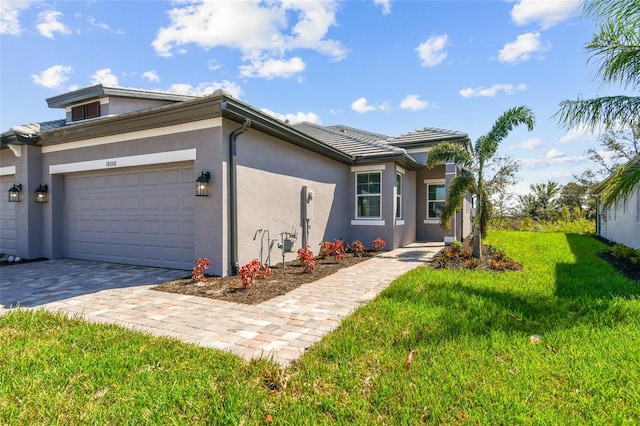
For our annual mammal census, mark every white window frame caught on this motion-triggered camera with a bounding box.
[395,170,404,225]
[424,179,445,224]
[351,164,385,226]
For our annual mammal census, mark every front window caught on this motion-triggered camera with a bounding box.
[356,172,381,218]
[427,183,445,219]
[395,173,402,219]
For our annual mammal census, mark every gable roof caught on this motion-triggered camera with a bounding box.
[46,84,197,108]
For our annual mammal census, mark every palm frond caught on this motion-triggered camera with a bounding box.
[425,142,473,169]
[438,174,476,231]
[587,23,640,89]
[599,155,640,206]
[477,106,535,160]
[556,96,640,130]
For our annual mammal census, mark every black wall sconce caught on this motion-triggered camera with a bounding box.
[35,184,48,203]
[196,171,211,196]
[8,184,22,202]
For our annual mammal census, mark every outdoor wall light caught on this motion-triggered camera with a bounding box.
[196,171,211,196]
[8,184,22,202]
[35,184,48,203]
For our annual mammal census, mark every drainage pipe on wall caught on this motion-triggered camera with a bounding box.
[229,119,251,275]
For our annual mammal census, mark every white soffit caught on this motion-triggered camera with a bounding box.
[49,149,197,174]
[42,117,222,153]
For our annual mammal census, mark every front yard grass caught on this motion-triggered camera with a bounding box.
[1,231,639,424]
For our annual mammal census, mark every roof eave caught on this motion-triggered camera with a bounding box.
[220,98,354,165]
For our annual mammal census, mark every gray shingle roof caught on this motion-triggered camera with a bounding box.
[325,125,391,143]
[10,120,66,135]
[293,122,405,159]
[386,127,469,147]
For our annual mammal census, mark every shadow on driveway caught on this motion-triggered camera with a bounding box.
[0,259,188,310]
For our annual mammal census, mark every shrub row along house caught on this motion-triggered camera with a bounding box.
[0,85,473,276]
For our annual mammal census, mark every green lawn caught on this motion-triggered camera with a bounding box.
[1,231,639,424]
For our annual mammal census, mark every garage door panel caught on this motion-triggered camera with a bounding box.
[64,162,194,269]
[0,177,16,255]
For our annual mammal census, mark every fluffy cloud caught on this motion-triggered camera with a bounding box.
[167,80,243,98]
[152,0,345,79]
[374,0,392,15]
[1,0,32,35]
[517,138,543,150]
[239,57,306,79]
[142,71,160,83]
[511,0,581,30]
[416,34,448,67]
[399,94,431,111]
[260,108,322,125]
[351,97,390,114]
[520,155,587,169]
[37,10,72,39]
[498,32,549,64]
[558,124,602,144]
[545,148,564,159]
[91,68,119,86]
[31,65,73,88]
[459,83,527,98]
[87,16,124,34]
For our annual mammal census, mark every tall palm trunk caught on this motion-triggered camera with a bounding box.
[473,159,483,258]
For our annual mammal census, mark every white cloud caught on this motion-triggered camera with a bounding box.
[239,57,306,79]
[1,0,32,35]
[351,97,391,113]
[142,71,160,83]
[498,32,549,64]
[37,10,72,39]
[399,94,430,111]
[168,80,243,98]
[517,137,543,150]
[416,34,448,67]
[91,68,119,86]
[545,148,564,159]
[87,16,124,34]
[208,59,222,71]
[459,83,527,98]
[260,108,322,125]
[559,124,602,144]
[31,65,73,88]
[152,1,346,78]
[374,0,392,15]
[520,155,587,169]
[511,0,581,30]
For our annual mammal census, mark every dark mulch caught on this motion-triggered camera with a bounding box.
[429,236,523,272]
[152,254,372,305]
[598,252,640,282]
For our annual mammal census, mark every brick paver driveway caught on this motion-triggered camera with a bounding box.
[0,244,442,365]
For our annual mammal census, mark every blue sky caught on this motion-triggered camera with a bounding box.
[1,0,633,195]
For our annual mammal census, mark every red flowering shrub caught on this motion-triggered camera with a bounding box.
[319,239,346,261]
[192,257,210,283]
[372,237,386,251]
[297,246,318,273]
[239,259,271,288]
[351,240,366,257]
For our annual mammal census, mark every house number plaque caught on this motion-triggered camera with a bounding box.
[106,160,117,167]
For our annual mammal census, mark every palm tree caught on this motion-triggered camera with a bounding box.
[556,0,640,206]
[426,106,535,258]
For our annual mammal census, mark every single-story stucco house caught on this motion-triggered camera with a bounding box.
[592,155,640,250]
[0,85,473,276]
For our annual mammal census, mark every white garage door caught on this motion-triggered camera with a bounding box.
[0,176,17,256]
[64,162,195,269]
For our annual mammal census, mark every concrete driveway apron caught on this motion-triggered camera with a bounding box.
[0,243,442,365]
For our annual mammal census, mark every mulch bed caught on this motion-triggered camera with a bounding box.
[597,252,640,282]
[429,236,523,272]
[152,254,372,305]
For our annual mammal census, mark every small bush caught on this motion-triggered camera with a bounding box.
[610,244,638,260]
[192,257,210,283]
[239,259,271,288]
[350,240,366,257]
[297,246,318,273]
[319,240,346,261]
[372,238,386,251]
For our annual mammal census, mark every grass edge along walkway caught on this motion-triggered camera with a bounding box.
[1,231,639,424]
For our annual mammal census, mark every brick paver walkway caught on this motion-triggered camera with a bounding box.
[0,243,442,365]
